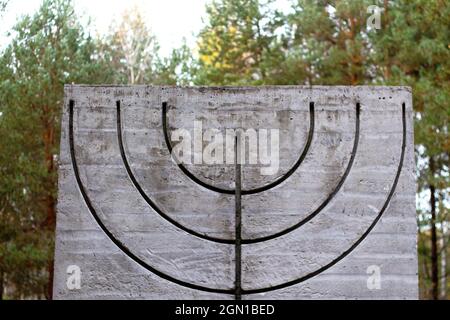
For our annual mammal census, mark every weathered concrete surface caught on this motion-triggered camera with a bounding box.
[54,86,418,299]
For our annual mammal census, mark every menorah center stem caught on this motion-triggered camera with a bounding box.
[235,133,242,300]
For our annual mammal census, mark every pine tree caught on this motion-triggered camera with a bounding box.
[99,6,159,84]
[287,0,374,85]
[195,0,285,85]
[0,0,114,299]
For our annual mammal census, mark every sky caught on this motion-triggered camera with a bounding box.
[0,0,291,57]
[0,0,211,57]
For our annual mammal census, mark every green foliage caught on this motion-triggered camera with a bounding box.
[98,7,159,84]
[0,0,114,299]
[0,1,8,13]
[195,0,285,85]
[97,7,191,85]
[152,41,198,85]
[288,0,375,85]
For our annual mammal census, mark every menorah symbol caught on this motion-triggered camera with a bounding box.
[65,87,408,300]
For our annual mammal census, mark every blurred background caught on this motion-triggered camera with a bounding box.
[0,0,448,300]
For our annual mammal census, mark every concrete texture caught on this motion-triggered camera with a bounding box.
[54,85,418,299]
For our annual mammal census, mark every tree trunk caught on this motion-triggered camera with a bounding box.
[47,260,54,300]
[0,270,4,300]
[43,119,56,300]
[440,230,447,299]
[429,158,439,300]
[440,192,447,299]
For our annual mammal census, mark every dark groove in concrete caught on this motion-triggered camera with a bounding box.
[162,102,315,195]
